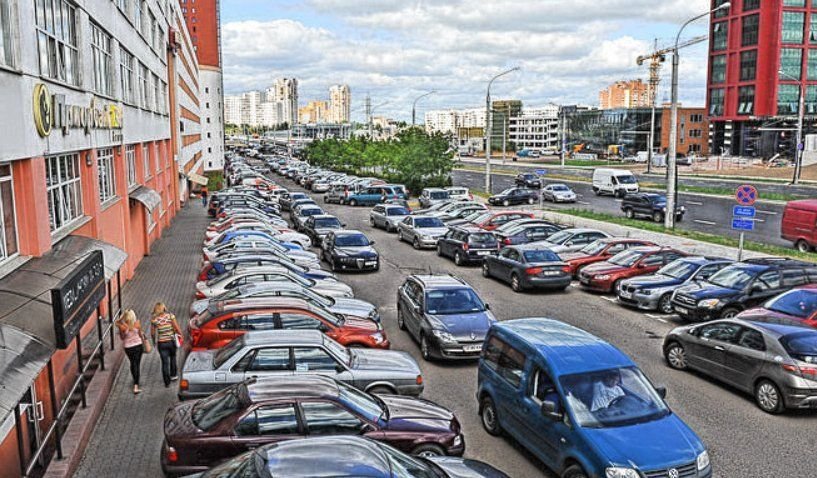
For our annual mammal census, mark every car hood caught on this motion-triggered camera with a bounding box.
[381,395,454,427]
[427,312,494,339]
[183,350,216,373]
[445,219,470,227]
[314,227,340,235]
[351,349,420,374]
[676,282,739,299]
[561,251,591,262]
[583,261,626,275]
[190,298,210,316]
[341,316,379,331]
[314,281,355,298]
[415,226,449,237]
[164,401,201,438]
[623,274,682,289]
[331,298,377,319]
[335,246,378,259]
[425,457,509,478]
[582,414,703,471]
[386,215,409,223]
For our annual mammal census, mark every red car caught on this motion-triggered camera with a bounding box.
[561,238,656,278]
[188,297,389,350]
[737,285,817,328]
[578,246,687,293]
[461,211,535,231]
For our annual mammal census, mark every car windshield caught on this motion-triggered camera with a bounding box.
[468,233,497,245]
[523,250,561,263]
[468,212,493,223]
[381,444,440,478]
[337,381,385,422]
[616,175,638,184]
[213,337,246,370]
[609,250,646,267]
[291,193,308,200]
[551,184,569,191]
[658,260,697,279]
[323,336,351,366]
[425,288,485,314]
[650,196,667,205]
[429,191,449,199]
[314,217,342,228]
[415,217,444,228]
[780,331,817,362]
[560,367,670,429]
[765,290,817,319]
[335,234,370,247]
[387,207,411,216]
[300,208,323,217]
[707,266,756,290]
[579,240,608,256]
[545,230,573,245]
[191,385,248,431]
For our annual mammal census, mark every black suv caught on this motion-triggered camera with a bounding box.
[514,173,542,189]
[621,193,685,223]
[397,275,496,360]
[671,258,817,321]
[437,226,499,266]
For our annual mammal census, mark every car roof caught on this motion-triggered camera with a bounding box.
[333,229,366,236]
[451,225,490,233]
[241,329,326,346]
[560,228,603,234]
[423,187,447,192]
[259,437,389,476]
[495,318,634,376]
[212,297,314,313]
[412,274,470,290]
[310,214,338,220]
[678,256,731,265]
[245,376,341,401]
[731,318,817,338]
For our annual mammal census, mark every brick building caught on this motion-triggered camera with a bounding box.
[599,79,651,109]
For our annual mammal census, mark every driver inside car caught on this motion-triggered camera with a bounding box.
[591,370,625,411]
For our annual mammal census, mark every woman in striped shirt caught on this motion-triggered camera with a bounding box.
[150,302,183,387]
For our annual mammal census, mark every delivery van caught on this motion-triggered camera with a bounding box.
[592,168,639,197]
[782,199,817,252]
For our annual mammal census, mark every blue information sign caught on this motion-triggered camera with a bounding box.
[733,206,756,218]
[732,218,755,231]
[535,169,547,176]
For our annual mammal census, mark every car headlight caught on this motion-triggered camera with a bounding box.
[662,206,667,212]
[698,299,721,309]
[595,274,610,281]
[432,329,457,343]
[697,450,710,471]
[453,435,463,447]
[640,289,653,295]
[605,468,639,478]
[371,332,385,344]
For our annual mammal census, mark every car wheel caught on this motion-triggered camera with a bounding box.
[658,294,674,314]
[412,444,446,458]
[616,190,625,199]
[664,342,688,370]
[653,211,664,223]
[480,396,502,436]
[397,307,406,330]
[624,208,634,219]
[611,279,623,295]
[482,262,490,277]
[437,244,443,256]
[413,237,422,250]
[420,334,433,361]
[368,385,394,396]
[528,197,535,205]
[592,187,600,196]
[511,273,523,292]
[370,217,376,227]
[562,465,589,478]
[721,307,740,319]
[349,199,358,207]
[755,380,785,414]
[323,196,328,203]
[502,199,510,207]
[398,230,405,242]
[796,240,812,253]
[454,251,464,266]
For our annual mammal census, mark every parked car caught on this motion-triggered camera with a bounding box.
[397,275,495,361]
[437,226,500,266]
[592,168,640,197]
[438,205,491,223]
[671,258,817,321]
[493,222,561,246]
[781,199,817,252]
[189,436,509,478]
[449,211,535,231]
[663,319,817,413]
[618,257,731,314]
[205,228,312,250]
[737,285,817,328]
[541,183,577,203]
[514,173,542,189]
[477,318,711,478]
[178,330,423,399]
[161,377,466,475]
[482,245,571,292]
[324,184,351,204]
[321,230,380,272]
[532,227,611,254]
[347,186,405,207]
[621,193,685,223]
[369,204,411,232]
[291,204,325,232]
[419,188,451,209]
[579,246,688,293]
[397,215,449,249]
[198,255,333,283]
[301,214,345,244]
[203,239,318,265]
[195,266,354,299]
[561,238,656,277]
[278,191,310,212]
[487,188,538,207]
[445,186,473,201]
[188,297,388,350]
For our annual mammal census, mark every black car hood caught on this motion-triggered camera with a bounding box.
[335,246,378,258]
[426,456,509,478]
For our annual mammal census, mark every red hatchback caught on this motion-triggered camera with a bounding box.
[188,298,389,350]
[737,285,817,328]
[561,238,656,278]
[578,247,687,293]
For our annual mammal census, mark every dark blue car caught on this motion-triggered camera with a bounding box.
[203,254,335,282]
[212,230,303,251]
[477,318,711,478]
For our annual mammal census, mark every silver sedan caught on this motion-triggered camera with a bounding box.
[397,216,449,249]
[369,204,411,232]
[542,183,577,203]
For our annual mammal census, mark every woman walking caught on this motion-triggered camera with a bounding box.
[150,302,183,387]
[117,309,146,395]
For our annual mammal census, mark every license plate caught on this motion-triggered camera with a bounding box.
[674,306,689,315]
[365,261,377,266]
[619,290,632,299]
[463,344,482,352]
[543,270,561,276]
[476,251,490,256]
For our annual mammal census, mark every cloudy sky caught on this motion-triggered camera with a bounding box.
[221,0,712,122]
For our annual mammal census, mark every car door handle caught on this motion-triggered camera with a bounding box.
[713,345,725,351]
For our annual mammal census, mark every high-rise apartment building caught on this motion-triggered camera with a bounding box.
[180,0,225,171]
[329,84,352,123]
[299,100,331,124]
[599,79,651,109]
[267,78,299,126]
[240,91,263,127]
[225,95,241,125]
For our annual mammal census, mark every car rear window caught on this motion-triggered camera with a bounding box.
[780,331,817,363]
[468,233,497,245]
[191,385,249,431]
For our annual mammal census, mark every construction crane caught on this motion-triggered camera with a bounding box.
[636,35,708,108]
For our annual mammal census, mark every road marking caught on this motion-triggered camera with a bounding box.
[645,314,670,323]
[578,200,591,205]
[757,210,778,216]
[600,296,617,303]
[686,200,703,206]
[694,219,717,226]
[753,218,765,223]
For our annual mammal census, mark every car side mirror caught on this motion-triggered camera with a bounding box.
[359,423,376,435]
[541,400,563,421]
[341,223,347,227]
[637,263,647,269]
[751,285,763,294]
[565,241,573,246]
[484,303,491,310]
[369,240,376,245]
[655,386,668,399]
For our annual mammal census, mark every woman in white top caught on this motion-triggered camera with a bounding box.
[117,309,145,395]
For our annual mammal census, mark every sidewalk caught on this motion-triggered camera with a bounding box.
[70,203,209,477]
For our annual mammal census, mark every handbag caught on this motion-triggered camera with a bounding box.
[141,332,153,354]
[174,333,183,348]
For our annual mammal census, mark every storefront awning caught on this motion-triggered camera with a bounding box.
[0,236,126,425]
[187,172,209,186]
[128,186,162,212]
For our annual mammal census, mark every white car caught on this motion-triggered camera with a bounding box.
[542,184,577,203]
[445,187,473,201]
[195,266,354,299]
[203,239,319,266]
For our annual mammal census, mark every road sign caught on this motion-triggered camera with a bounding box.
[735,185,758,206]
[732,218,755,231]
[733,205,756,218]
[535,169,547,176]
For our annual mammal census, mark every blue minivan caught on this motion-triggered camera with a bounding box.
[476,318,711,478]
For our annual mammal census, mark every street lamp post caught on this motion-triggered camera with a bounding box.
[780,70,806,184]
[411,90,436,126]
[666,2,731,229]
[485,67,520,194]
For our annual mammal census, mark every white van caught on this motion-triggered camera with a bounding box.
[592,168,639,197]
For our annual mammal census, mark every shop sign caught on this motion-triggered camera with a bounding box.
[33,83,124,138]
[51,251,106,349]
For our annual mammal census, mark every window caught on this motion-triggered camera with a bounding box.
[529,367,557,403]
[810,15,817,44]
[293,347,337,371]
[97,148,116,203]
[689,129,703,138]
[152,73,160,112]
[235,405,299,436]
[139,1,149,37]
[709,88,725,116]
[742,14,759,46]
[0,164,17,262]
[784,0,806,6]
[125,146,136,187]
[713,0,729,18]
[137,63,149,108]
[119,47,134,103]
[155,143,160,172]
[240,314,277,331]
[46,154,83,232]
[738,86,755,115]
[301,402,365,435]
[133,0,142,31]
[160,81,168,114]
[689,114,703,123]
[754,271,782,291]
[710,54,726,83]
[778,84,801,115]
[149,10,157,49]
[737,328,766,351]
[91,23,113,96]
[481,336,525,388]
[740,50,757,81]
[248,348,290,371]
[279,313,323,330]
[1,0,14,67]
[782,11,805,44]
[780,48,803,80]
[808,50,817,80]
[807,85,817,114]
[699,322,741,342]
[36,0,79,85]
[744,0,760,10]
[712,22,728,51]
[142,144,150,178]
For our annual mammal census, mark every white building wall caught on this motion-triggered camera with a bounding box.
[224,95,241,125]
[200,68,224,171]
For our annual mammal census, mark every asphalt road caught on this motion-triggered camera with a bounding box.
[454,169,790,248]
[275,175,817,478]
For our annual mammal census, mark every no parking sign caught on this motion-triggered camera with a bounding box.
[735,185,758,206]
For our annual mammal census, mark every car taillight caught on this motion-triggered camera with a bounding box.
[503,238,512,245]
[562,265,571,274]
[195,290,206,299]
[416,375,423,385]
[526,267,543,276]
[783,363,817,378]
[180,379,189,390]
[197,269,208,281]
[462,243,469,251]
[190,328,202,346]
[166,446,178,463]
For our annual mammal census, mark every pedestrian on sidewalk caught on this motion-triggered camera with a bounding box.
[116,309,147,395]
[150,303,183,387]
[201,187,208,207]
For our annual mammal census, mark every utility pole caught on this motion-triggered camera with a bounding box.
[484,67,520,194]
[365,94,372,139]
[560,109,566,167]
